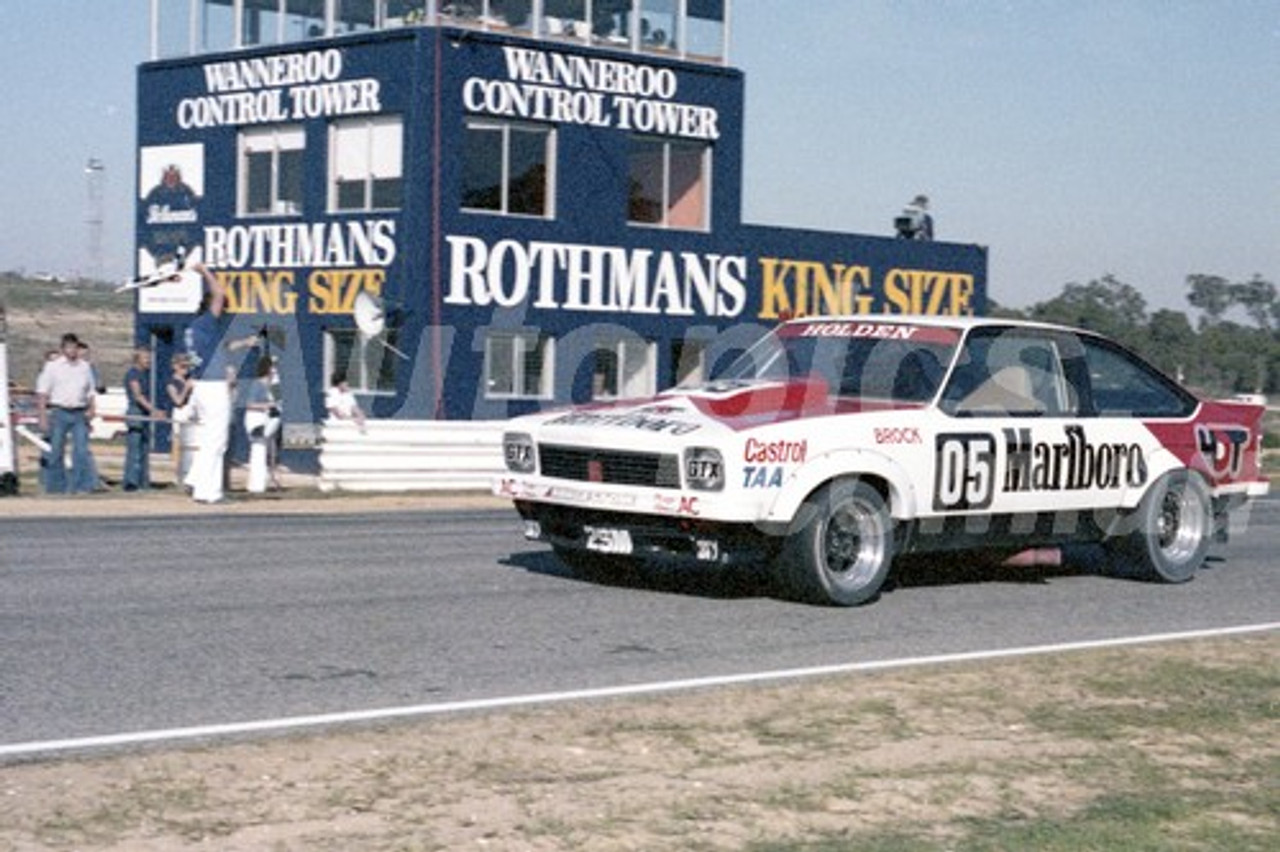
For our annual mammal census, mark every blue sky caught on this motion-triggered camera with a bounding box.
[1,1,1277,313]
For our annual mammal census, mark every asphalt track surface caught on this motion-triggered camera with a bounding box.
[1,498,1277,759]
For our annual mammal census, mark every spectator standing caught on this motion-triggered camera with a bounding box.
[76,341,107,490]
[166,354,194,483]
[35,333,98,494]
[183,264,255,504]
[242,356,280,494]
[123,347,165,491]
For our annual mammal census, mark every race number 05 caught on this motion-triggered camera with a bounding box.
[934,433,996,511]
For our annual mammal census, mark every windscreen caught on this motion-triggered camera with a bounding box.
[714,321,961,403]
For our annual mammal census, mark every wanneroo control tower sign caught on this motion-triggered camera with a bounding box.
[135,10,985,430]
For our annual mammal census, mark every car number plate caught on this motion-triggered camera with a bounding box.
[584,526,633,555]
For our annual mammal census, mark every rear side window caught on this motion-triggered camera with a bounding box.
[1080,337,1197,418]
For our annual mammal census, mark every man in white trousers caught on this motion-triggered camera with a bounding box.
[183,263,257,504]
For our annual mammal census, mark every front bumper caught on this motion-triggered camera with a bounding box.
[513,499,779,568]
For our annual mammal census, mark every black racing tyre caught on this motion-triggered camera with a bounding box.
[1108,470,1212,583]
[778,478,895,606]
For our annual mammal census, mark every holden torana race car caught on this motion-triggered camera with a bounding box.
[496,316,1270,606]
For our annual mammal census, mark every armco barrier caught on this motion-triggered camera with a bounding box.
[319,419,505,491]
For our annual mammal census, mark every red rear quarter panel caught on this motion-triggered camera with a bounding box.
[1144,400,1267,489]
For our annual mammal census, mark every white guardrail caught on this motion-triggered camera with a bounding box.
[318,419,506,492]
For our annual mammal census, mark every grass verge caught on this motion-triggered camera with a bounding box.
[0,633,1275,851]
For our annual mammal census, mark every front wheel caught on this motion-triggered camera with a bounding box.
[778,478,895,606]
[1107,470,1212,583]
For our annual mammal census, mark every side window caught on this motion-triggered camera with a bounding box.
[485,331,554,399]
[239,125,305,216]
[462,120,555,218]
[942,330,1076,417]
[628,136,710,230]
[1080,337,1197,417]
[330,115,403,212]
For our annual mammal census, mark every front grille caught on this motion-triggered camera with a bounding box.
[538,444,680,489]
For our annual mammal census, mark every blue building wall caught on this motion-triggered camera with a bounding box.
[135,26,986,448]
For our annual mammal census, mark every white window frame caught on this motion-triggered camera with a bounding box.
[627,135,711,231]
[461,119,557,219]
[323,328,399,397]
[238,124,305,217]
[485,331,555,399]
[329,115,405,212]
[592,336,657,400]
[671,337,707,387]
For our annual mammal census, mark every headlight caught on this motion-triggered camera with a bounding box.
[684,447,724,491]
[503,432,536,473]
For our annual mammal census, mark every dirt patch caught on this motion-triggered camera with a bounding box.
[3,278,134,391]
[2,635,1275,851]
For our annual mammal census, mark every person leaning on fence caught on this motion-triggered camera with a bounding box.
[34,332,98,494]
[123,347,165,491]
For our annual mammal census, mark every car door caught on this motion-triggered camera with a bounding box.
[930,326,1124,517]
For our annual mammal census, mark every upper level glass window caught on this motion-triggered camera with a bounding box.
[462,120,555,218]
[628,136,709,230]
[239,125,305,217]
[284,0,329,40]
[330,116,404,212]
[152,1,728,64]
[638,0,676,52]
[201,0,237,52]
[241,0,285,47]
[487,0,535,34]
[685,0,726,60]
[540,0,587,40]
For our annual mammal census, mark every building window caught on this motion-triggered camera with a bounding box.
[239,125,305,216]
[628,136,709,230]
[541,0,588,40]
[330,116,404,212]
[671,339,707,387]
[638,0,678,51]
[685,0,728,61]
[592,336,657,399]
[324,328,399,396]
[462,120,554,217]
[486,331,554,399]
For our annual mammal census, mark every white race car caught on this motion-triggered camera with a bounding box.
[496,316,1270,605]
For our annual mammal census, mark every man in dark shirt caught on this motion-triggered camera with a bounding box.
[123,347,165,491]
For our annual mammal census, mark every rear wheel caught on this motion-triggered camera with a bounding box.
[778,478,895,606]
[1108,470,1212,583]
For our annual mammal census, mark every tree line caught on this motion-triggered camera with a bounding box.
[992,273,1279,398]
